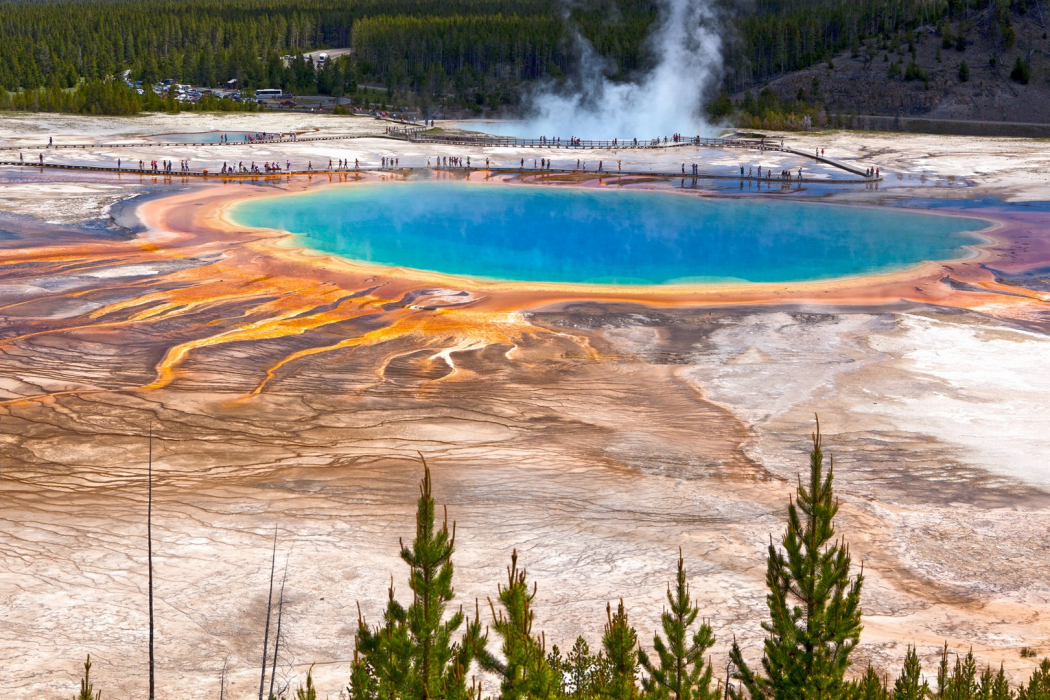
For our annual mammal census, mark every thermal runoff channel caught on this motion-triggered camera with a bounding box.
[232,182,988,285]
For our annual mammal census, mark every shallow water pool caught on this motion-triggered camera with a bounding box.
[149,131,260,143]
[230,181,989,285]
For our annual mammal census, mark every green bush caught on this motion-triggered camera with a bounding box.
[1011,56,1031,84]
[904,60,928,80]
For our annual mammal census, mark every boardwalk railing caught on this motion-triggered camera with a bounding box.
[386,129,736,150]
[0,133,380,150]
[0,126,881,181]
[0,160,881,184]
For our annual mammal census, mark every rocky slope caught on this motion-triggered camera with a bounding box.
[743,8,1050,124]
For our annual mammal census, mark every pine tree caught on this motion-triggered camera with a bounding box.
[639,551,716,700]
[935,644,951,700]
[603,600,640,700]
[892,646,928,700]
[351,460,486,700]
[562,636,602,699]
[934,645,981,700]
[347,646,380,700]
[1010,57,1030,85]
[848,666,885,700]
[76,654,102,700]
[987,664,1012,700]
[1018,658,1050,700]
[952,649,979,700]
[478,550,559,700]
[296,665,317,700]
[729,420,864,700]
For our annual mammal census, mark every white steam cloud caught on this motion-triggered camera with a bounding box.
[523,0,724,139]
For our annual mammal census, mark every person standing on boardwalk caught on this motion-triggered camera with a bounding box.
[39,153,43,165]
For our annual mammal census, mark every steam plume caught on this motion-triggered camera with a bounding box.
[523,0,724,139]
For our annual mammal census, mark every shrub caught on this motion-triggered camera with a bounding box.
[904,61,928,81]
[959,60,970,82]
[1011,56,1031,84]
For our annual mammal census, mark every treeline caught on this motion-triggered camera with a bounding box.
[0,0,561,93]
[0,81,261,115]
[0,0,650,113]
[0,0,1033,115]
[352,15,565,86]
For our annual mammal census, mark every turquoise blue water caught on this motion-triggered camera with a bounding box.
[231,182,989,285]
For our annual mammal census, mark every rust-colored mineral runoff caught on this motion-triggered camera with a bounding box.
[1,116,1049,699]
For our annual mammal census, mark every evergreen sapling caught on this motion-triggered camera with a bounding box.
[351,459,487,700]
[76,654,101,700]
[478,550,559,700]
[892,646,928,700]
[639,551,716,700]
[603,600,640,700]
[729,420,864,700]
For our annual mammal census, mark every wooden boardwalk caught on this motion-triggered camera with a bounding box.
[0,161,879,185]
[0,122,881,182]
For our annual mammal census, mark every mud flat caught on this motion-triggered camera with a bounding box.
[0,115,1049,699]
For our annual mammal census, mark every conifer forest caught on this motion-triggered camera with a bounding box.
[0,0,1040,114]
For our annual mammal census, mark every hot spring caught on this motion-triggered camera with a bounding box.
[230,182,989,285]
